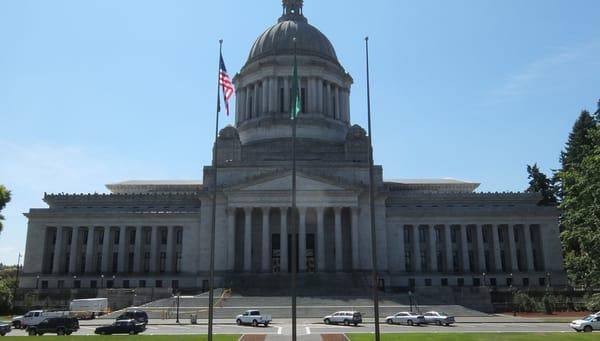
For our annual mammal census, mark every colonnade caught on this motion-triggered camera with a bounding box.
[396,223,544,274]
[235,76,350,123]
[44,226,183,275]
[228,206,359,273]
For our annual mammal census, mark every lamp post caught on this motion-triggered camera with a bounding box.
[509,273,513,288]
[73,275,77,289]
[546,272,551,289]
[100,274,104,289]
[112,275,116,289]
[176,292,180,324]
[482,272,487,287]
[36,275,40,290]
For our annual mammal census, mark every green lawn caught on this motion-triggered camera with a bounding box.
[347,334,597,341]
[0,337,239,341]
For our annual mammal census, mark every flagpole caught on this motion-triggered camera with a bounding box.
[207,39,223,341]
[365,36,381,341]
[291,36,298,341]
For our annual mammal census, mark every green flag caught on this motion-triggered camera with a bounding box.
[290,55,301,119]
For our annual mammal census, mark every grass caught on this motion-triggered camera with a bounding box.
[0,337,240,341]
[347,334,598,341]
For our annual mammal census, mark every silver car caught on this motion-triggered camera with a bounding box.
[423,311,455,326]
[385,311,425,326]
[570,314,600,332]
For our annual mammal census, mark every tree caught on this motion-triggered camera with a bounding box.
[559,128,600,290]
[526,164,557,205]
[559,110,597,171]
[0,185,11,235]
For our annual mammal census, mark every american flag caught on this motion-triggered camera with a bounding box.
[219,53,234,115]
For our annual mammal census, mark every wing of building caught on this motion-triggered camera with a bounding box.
[20,0,566,292]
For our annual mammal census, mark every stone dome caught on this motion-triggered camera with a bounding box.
[246,3,338,65]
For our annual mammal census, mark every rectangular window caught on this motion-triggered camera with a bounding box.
[405,251,412,272]
[73,280,81,289]
[522,278,529,287]
[106,280,114,289]
[473,278,481,287]
[172,280,179,290]
[114,230,120,245]
[139,280,146,288]
[176,252,182,273]
[130,230,136,245]
[143,252,150,273]
[408,278,416,289]
[490,278,497,287]
[425,278,432,287]
[176,229,183,245]
[538,277,546,287]
[41,280,48,289]
[155,280,162,288]
[123,280,130,289]
[90,280,97,289]
[57,280,64,289]
[441,278,448,286]
[457,278,464,287]
[161,230,168,245]
[159,252,166,273]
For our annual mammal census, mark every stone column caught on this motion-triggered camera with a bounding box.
[507,225,519,271]
[476,224,486,272]
[334,86,340,120]
[298,207,307,272]
[52,227,64,274]
[244,207,253,272]
[460,225,470,272]
[149,226,159,273]
[316,207,325,271]
[280,207,288,272]
[309,78,317,112]
[323,81,330,116]
[134,226,143,273]
[269,77,277,113]
[428,225,437,272]
[351,207,359,270]
[235,88,241,124]
[261,81,269,115]
[166,226,175,273]
[227,208,236,270]
[492,225,503,272]
[117,226,127,273]
[444,225,452,272]
[253,84,259,117]
[261,207,271,272]
[69,227,80,273]
[316,79,323,113]
[413,225,422,272]
[334,207,343,271]
[283,77,290,113]
[85,227,95,273]
[523,224,535,271]
[101,227,111,273]
[240,88,246,121]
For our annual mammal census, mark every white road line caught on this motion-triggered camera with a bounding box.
[277,327,282,335]
[305,327,311,335]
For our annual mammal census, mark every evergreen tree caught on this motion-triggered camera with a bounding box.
[559,110,597,171]
[525,164,557,205]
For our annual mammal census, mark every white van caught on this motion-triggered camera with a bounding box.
[69,298,109,319]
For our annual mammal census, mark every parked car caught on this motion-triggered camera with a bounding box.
[323,311,362,326]
[0,321,11,336]
[94,319,146,335]
[16,310,68,329]
[235,310,272,327]
[116,310,148,325]
[570,314,600,332]
[385,311,426,326]
[423,311,455,326]
[25,317,79,336]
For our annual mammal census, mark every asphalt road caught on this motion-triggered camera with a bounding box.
[5,321,576,336]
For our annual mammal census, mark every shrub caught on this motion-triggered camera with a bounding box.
[512,291,540,312]
[586,293,600,312]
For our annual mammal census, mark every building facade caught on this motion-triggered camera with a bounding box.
[20,0,566,291]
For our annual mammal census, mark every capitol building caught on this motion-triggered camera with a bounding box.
[20,0,566,293]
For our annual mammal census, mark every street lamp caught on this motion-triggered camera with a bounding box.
[100,274,104,289]
[546,272,551,290]
[509,273,513,288]
[36,275,40,290]
[482,272,487,287]
[112,275,116,289]
[73,275,77,288]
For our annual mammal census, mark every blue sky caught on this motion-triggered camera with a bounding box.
[1,0,599,265]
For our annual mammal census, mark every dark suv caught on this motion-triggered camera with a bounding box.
[26,317,79,336]
[116,310,148,325]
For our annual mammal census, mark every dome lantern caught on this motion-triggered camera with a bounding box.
[281,0,305,22]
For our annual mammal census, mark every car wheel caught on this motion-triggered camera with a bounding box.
[129,330,135,335]
[436,320,442,326]
[584,325,592,333]
[28,329,36,336]
[57,329,65,336]
[445,323,450,326]
[66,332,72,335]
[14,322,21,329]
[344,320,350,326]
[354,323,358,326]
[264,322,269,327]
[386,319,393,324]
[236,319,242,326]
[252,320,258,327]
[407,320,413,326]
[324,319,330,325]
[1,332,6,336]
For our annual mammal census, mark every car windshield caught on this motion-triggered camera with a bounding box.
[583,315,595,321]
[439,312,448,316]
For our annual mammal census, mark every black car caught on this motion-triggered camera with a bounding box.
[94,319,146,335]
[25,317,79,336]
[0,322,11,336]
[116,310,149,325]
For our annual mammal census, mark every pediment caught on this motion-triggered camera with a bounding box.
[234,172,352,192]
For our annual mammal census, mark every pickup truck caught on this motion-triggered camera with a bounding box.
[235,310,272,327]
[0,321,11,336]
